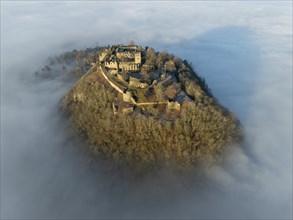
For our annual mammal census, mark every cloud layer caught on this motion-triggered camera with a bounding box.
[1,1,292,219]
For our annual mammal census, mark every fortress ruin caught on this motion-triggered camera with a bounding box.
[99,45,142,72]
[97,44,183,114]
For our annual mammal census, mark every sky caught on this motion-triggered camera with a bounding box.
[1,1,292,219]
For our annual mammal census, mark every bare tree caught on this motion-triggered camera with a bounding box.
[129,40,135,46]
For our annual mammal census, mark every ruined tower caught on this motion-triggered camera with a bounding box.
[134,52,141,64]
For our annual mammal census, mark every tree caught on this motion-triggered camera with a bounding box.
[173,56,183,68]
[146,47,157,66]
[129,40,135,46]
[165,60,176,73]
[165,85,177,100]
[156,50,168,69]
[154,84,165,101]
[87,52,96,64]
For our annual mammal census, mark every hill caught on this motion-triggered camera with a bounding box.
[61,44,242,170]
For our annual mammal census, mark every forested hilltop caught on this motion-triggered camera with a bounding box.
[43,45,242,170]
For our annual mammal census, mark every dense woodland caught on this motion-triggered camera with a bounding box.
[59,46,242,170]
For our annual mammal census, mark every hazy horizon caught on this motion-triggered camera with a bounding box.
[1,1,292,219]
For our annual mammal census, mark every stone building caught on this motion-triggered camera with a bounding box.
[105,61,118,69]
[102,45,142,72]
[118,62,140,72]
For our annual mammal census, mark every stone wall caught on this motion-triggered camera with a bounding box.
[105,61,118,69]
[116,52,135,60]
[122,106,134,114]
[99,50,108,61]
[134,52,141,64]
[112,102,118,115]
[100,65,124,94]
[118,62,140,71]
[122,91,137,104]
[167,101,181,111]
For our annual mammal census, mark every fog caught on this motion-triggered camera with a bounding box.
[1,1,292,219]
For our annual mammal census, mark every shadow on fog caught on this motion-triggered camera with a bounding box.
[168,26,261,121]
